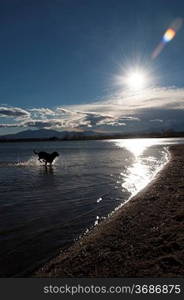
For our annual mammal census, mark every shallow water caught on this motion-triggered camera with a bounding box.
[0,137,184,276]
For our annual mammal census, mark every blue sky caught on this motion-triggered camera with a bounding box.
[0,0,184,135]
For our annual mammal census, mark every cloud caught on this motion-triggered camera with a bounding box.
[23,119,64,129]
[29,108,55,117]
[56,107,75,115]
[77,112,114,127]
[0,107,30,118]
[0,86,184,132]
[0,119,64,129]
[150,119,163,123]
[63,111,128,128]
[68,86,184,116]
[0,123,22,128]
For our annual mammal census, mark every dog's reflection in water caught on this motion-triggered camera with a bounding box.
[40,165,54,175]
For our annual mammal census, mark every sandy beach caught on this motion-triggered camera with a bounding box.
[34,145,184,277]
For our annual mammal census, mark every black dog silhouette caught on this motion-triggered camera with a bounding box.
[34,150,59,166]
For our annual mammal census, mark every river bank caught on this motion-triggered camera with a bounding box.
[35,145,184,277]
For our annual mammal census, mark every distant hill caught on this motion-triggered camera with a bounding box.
[1,129,60,139]
[1,128,184,142]
[0,129,103,140]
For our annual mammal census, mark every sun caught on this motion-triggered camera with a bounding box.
[114,65,151,91]
[125,71,147,90]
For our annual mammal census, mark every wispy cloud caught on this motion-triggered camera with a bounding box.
[29,108,55,118]
[23,119,64,129]
[150,119,163,123]
[0,107,30,118]
[0,123,22,128]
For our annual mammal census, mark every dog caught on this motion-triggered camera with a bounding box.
[34,150,59,166]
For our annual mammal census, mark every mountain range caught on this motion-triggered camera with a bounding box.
[0,129,104,140]
[0,128,184,141]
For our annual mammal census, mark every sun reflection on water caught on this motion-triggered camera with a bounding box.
[113,138,160,157]
[121,160,152,197]
[111,138,169,198]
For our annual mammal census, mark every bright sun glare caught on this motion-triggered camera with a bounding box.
[125,71,147,90]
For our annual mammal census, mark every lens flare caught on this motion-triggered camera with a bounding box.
[163,28,176,42]
[151,17,183,59]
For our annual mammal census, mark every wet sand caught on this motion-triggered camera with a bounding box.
[35,145,184,277]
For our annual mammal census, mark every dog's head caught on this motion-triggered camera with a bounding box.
[53,151,59,157]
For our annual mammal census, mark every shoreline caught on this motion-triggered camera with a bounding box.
[34,145,184,277]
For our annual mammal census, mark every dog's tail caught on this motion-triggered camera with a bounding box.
[33,150,38,155]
